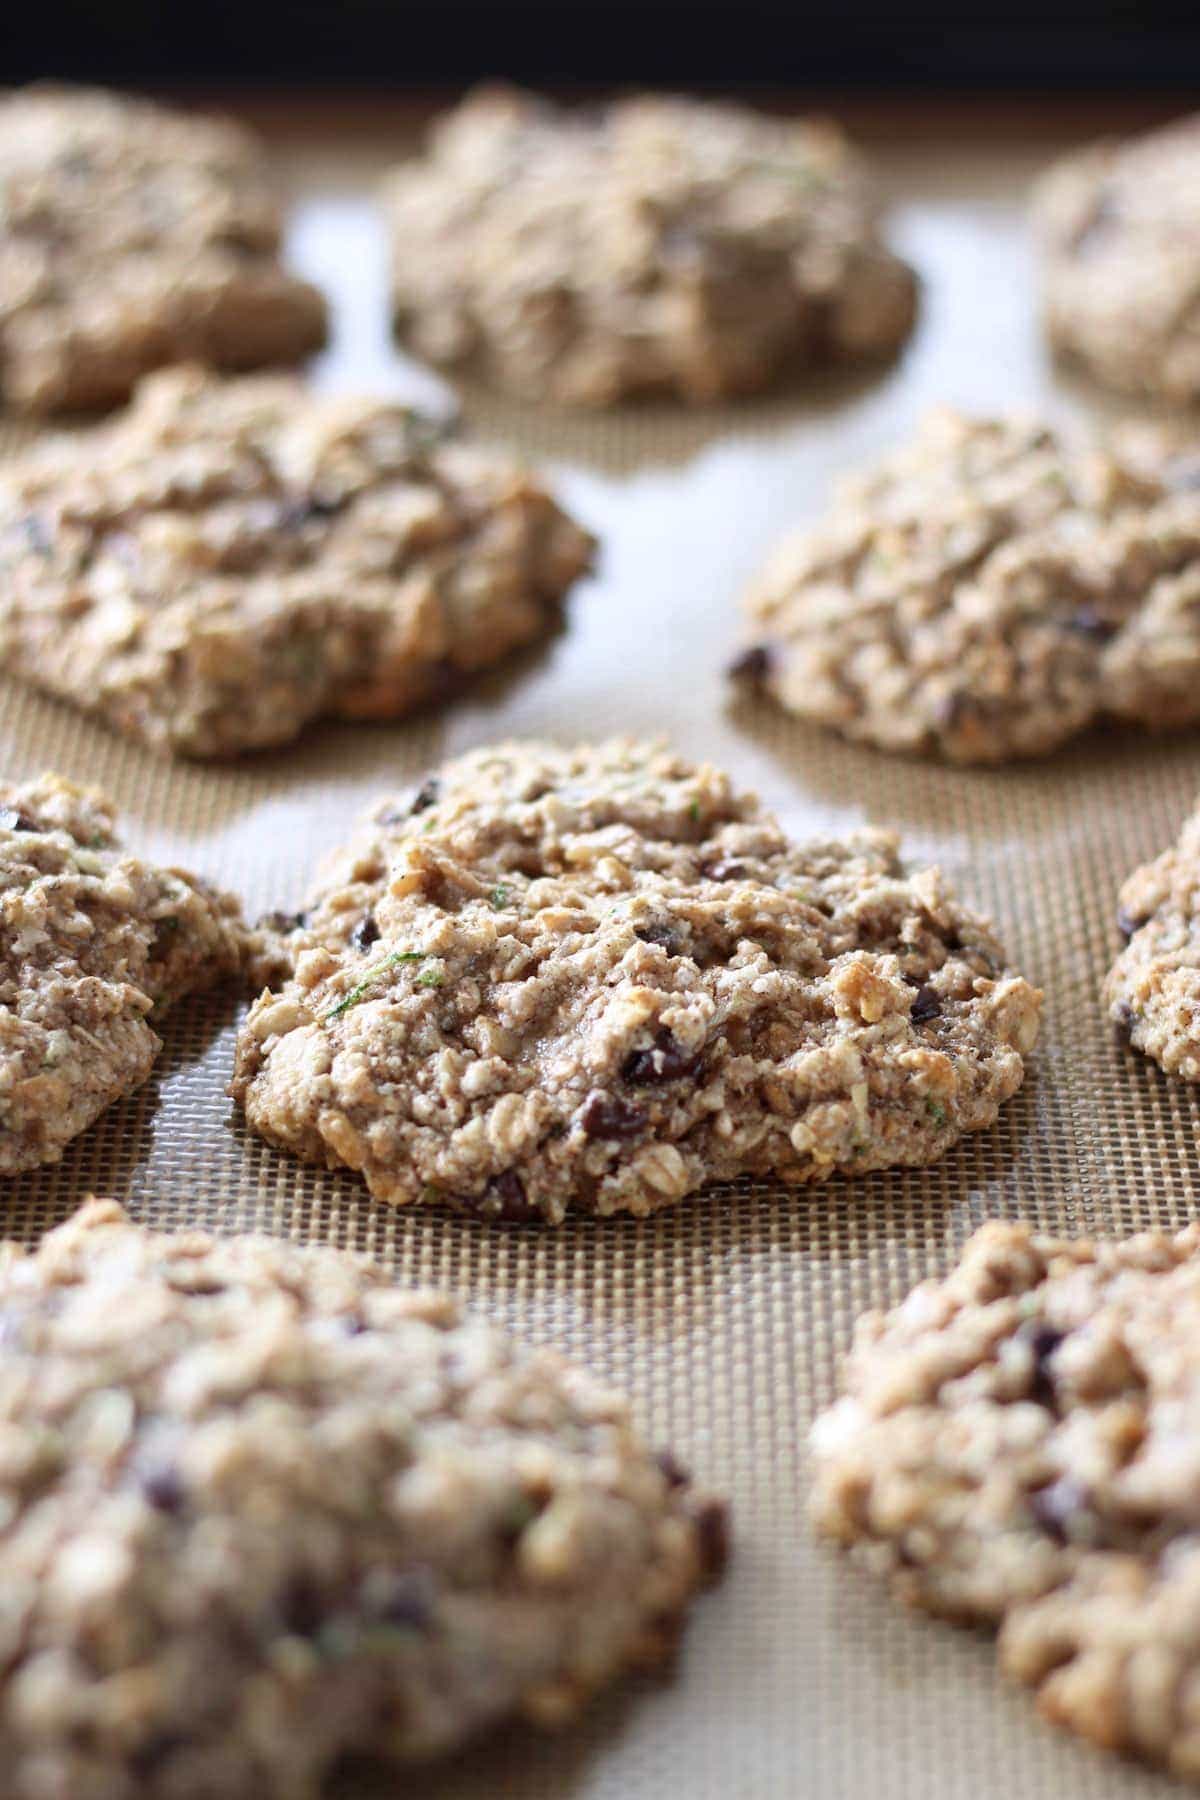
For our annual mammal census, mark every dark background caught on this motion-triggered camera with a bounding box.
[4,0,1200,91]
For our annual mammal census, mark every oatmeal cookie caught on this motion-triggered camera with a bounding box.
[733,410,1200,763]
[811,1220,1200,1781]
[383,86,917,406]
[0,83,327,414]
[0,366,595,758]
[1105,800,1200,1080]
[0,1199,724,1797]
[1034,112,1200,404]
[1,774,245,1171]
[232,739,1040,1223]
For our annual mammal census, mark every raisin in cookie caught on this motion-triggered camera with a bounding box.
[383,86,917,407]
[1,775,245,1171]
[1105,800,1200,1080]
[811,1220,1200,1781]
[1034,112,1200,404]
[0,1199,724,1796]
[732,410,1200,763]
[232,740,1040,1223]
[0,366,595,758]
[0,83,327,415]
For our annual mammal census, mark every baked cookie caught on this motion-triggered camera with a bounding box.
[1,775,245,1171]
[732,410,1200,763]
[1034,112,1200,404]
[0,83,327,414]
[0,366,595,758]
[383,86,917,406]
[0,1200,724,1796]
[811,1220,1200,1781]
[232,739,1040,1223]
[1105,801,1200,1079]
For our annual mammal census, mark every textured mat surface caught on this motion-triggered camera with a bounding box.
[1,107,1195,1798]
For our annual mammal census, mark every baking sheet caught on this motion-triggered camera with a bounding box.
[2,101,1197,1799]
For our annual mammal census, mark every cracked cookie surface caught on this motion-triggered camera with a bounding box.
[0,83,327,414]
[0,366,595,758]
[384,86,917,406]
[1034,112,1200,403]
[232,739,1040,1223]
[0,1199,724,1798]
[0,774,245,1171]
[733,410,1200,762]
[1105,801,1200,1080]
[811,1220,1200,1782]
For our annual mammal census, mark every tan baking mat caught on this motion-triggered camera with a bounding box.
[2,110,1197,1799]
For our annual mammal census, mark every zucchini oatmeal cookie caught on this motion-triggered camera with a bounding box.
[0,365,595,758]
[383,86,917,406]
[1034,112,1200,404]
[1,774,245,1172]
[0,1200,725,1797]
[811,1220,1200,1781]
[1105,799,1200,1080]
[0,83,327,415]
[731,409,1200,763]
[232,740,1040,1223]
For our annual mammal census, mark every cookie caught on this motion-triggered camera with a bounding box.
[0,366,595,758]
[1034,112,1200,404]
[232,739,1040,1223]
[1105,801,1200,1079]
[0,83,327,415]
[383,86,917,406]
[0,1199,725,1796]
[733,409,1200,763]
[1,775,245,1171]
[811,1220,1200,1781]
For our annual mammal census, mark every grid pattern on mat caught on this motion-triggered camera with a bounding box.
[1,116,1197,1799]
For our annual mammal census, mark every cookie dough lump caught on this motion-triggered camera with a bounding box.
[384,86,918,405]
[1034,112,1200,403]
[0,774,245,1172]
[0,83,327,413]
[812,1220,1200,1781]
[1105,800,1200,1080]
[0,366,595,757]
[233,739,1040,1222]
[0,1201,725,1796]
[734,410,1200,762]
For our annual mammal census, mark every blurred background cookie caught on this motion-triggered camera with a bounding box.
[1034,113,1200,404]
[0,366,595,757]
[383,87,918,406]
[0,84,327,414]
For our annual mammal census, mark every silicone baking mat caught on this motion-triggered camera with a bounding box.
[2,98,1196,1799]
